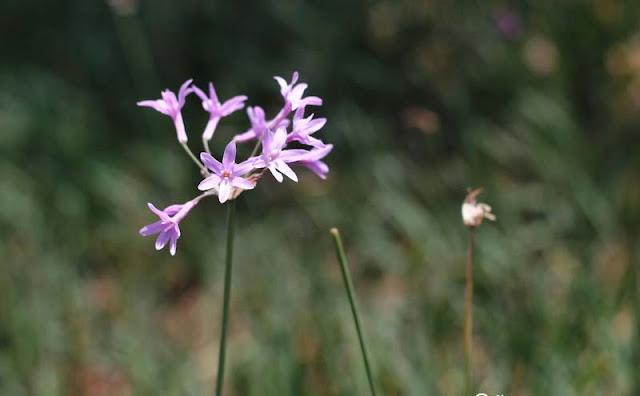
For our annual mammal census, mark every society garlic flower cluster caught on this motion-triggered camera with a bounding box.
[138,72,332,255]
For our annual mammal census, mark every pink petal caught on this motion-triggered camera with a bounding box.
[273,127,287,149]
[200,152,223,174]
[172,201,196,223]
[208,82,219,104]
[289,83,308,104]
[299,96,322,107]
[155,230,172,250]
[293,106,305,121]
[137,100,172,116]
[274,76,288,94]
[231,176,255,190]
[233,128,258,143]
[268,165,284,183]
[249,106,266,126]
[140,220,165,236]
[202,117,220,141]
[161,91,179,111]
[221,95,247,116]
[147,203,170,221]
[178,79,193,106]
[279,149,312,163]
[169,232,179,256]
[299,144,333,161]
[275,160,298,182]
[249,157,267,169]
[198,174,222,191]
[234,157,257,175]
[163,204,183,216]
[261,128,274,154]
[300,160,329,179]
[306,136,326,148]
[304,118,326,134]
[192,85,208,102]
[174,113,188,143]
[218,179,232,203]
[222,141,237,170]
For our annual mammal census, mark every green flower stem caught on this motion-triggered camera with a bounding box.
[330,228,377,396]
[248,138,262,159]
[203,138,212,155]
[215,199,236,396]
[181,142,207,172]
[464,227,475,395]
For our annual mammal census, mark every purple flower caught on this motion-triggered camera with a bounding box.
[137,72,333,258]
[298,159,330,179]
[274,71,322,111]
[286,105,327,148]
[233,72,322,144]
[137,79,193,143]
[252,127,300,182]
[193,82,247,141]
[139,200,197,256]
[198,141,255,203]
[252,127,332,182]
[288,144,333,180]
[233,106,268,143]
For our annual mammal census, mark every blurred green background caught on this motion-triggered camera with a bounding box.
[1,0,639,394]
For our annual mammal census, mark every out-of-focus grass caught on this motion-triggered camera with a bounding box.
[1,1,639,395]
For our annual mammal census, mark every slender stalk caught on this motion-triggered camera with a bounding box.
[203,138,212,155]
[248,138,262,159]
[215,200,236,396]
[464,227,475,395]
[330,228,377,396]
[181,142,207,172]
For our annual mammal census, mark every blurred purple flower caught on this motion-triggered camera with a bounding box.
[253,127,334,182]
[289,144,333,180]
[253,127,300,182]
[137,79,193,143]
[193,83,247,141]
[274,71,322,111]
[234,106,268,143]
[140,200,197,256]
[233,72,323,143]
[286,105,327,148]
[494,7,521,39]
[198,141,255,203]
